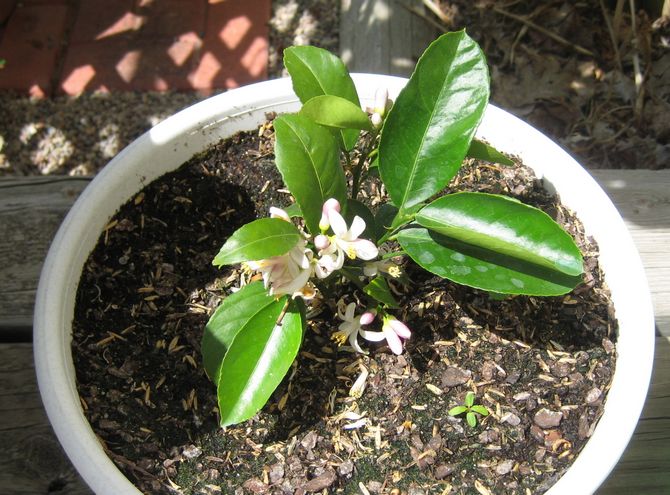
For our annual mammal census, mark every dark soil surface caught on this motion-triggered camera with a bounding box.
[72,125,617,495]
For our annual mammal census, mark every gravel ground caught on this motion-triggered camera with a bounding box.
[0,0,339,176]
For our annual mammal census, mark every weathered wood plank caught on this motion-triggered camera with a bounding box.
[0,343,92,494]
[1,338,666,492]
[0,177,90,335]
[340,0,438,76]
[591,170,670,337]
[597,336,670,493]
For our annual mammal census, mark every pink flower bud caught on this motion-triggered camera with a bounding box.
[319,198,341,231]
[360,312,376,325]
[314,234,330,251]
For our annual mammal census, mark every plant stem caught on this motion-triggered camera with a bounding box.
[381,250,405,260]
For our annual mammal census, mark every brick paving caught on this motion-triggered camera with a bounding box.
[0,0,271,96]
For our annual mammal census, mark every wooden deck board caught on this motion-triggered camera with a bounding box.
[340,0,438,76]
[0,342,91,494]
[0,338,665,493]
[0,177,90,334]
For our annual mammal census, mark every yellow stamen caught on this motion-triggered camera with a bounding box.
[331,332,348,346]
[388,266,401,278]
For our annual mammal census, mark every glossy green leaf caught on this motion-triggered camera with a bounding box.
[274,113,348,234]
[213,218,301,266]
[300,95,372,131]
[449,405,468,416]
[465,391,475,407]
[379,31,489,213]
[397,228,583,295]
[466,412,477,427]
[416,192,583,276]
[374,203,398,242]
[363,277,399,308]
[284,46,361,150]
[216,297,304,427]
[202,282,276,380]
[467,139,514,166]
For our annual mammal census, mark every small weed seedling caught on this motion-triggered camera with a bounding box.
[449,392,490,428]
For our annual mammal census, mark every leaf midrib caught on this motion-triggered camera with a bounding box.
[228,232,299,261]
[399,37,462,212]
[284,117,328,210]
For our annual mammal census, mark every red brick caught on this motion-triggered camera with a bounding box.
[59,36,202,93]
[133,0,206,40]
[192,0,269,90]
[68,0,138,43]
[0,3,69,96]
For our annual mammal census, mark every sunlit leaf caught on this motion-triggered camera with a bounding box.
[379,31,489,213]
[213,218,301,266]
[202,282,277,380]
[274,113,348,234]
[467,139,514,166]
[216,298,305,427]
[416,192,584,276]
[284,46,361,150]
[397,227,583,296]
[300,95,371,131]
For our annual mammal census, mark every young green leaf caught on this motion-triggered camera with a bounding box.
[465,391,475,408]
[216,297,305,427]
[274,113,348,234]
[283,203,302,218]
[300,95,372,131]
[471,405,490,416]
[284,46,361,150]
[202,282,280,380]
[363,277,400,308]
[379,30,489,214]
[213,218,301,266]
[449,405,468,416]
[397,227,583,295]
[467,139,515,166]
[415,192,584,276]
[466,411,477,427]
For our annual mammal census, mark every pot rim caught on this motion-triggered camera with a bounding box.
[34,74,655,495]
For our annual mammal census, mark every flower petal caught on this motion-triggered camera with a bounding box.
[349,215,367,240]
[383,326,404,355]
[353,239,379,260]
[389,319,412,339]
[359,330,387,342]
[348,331,367,354]
[328,209,348,237]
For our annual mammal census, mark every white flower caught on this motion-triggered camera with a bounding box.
[319,198,341,231]
[319,198,378,271]
[332,302,376,353]
[360,315,411,355]
[363,259,402,278]
[370,87,389,129]
[247,238,315,299]
[269,206,291,222]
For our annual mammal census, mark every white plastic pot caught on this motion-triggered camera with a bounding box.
[34,75,655,494]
